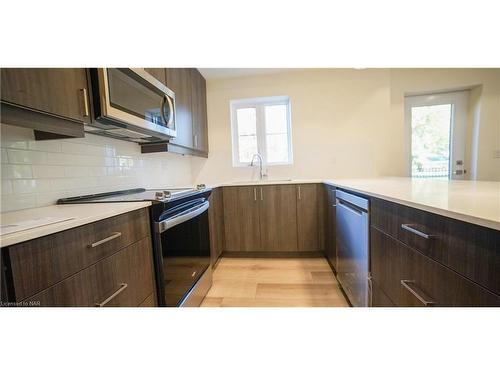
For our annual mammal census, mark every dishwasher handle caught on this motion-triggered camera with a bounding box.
[336,198,365,216]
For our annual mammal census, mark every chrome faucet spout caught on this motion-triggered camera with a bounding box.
[250,153,266,180]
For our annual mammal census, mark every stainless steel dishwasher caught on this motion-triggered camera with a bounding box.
[336,190,370,307]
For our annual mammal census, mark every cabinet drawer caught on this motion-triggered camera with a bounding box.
[371,198,500,295]
[371,280,395,307]
[24,237,154,307]
[371,227,500,307]
[8,208,150,301]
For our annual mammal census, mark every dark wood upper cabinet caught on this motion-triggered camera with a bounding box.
[297,184,320,251]
[165,68,194,150]
[144,68,167,85]
[259,185,298,252]
[190,68,208,154]
[1,68,90,123]
[0,68,89,139]
[141,68,208,157]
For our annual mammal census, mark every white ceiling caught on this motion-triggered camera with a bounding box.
[197,68,302,80]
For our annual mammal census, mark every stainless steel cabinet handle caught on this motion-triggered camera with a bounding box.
[80,88,90,118]
[260,187,263,201]
[298,186,301,200]
[89,232,122,248]
[194,134,198,148]
[401,280,435,306]
[95,283,128,307]
[401,224,434,239]
[253,188,257,201]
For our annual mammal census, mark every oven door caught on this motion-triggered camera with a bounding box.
[154,200,211,307]
[96,68,177,139]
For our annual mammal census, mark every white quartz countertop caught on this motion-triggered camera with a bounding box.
[323,178,500,231]
[212,177,500,231]
[0,202,151,248]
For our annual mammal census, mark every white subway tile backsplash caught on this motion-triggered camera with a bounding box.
[7,149,48,164]
[1,164,33,179]
[1,149,8,163]
[1,123,193,211]
[1,180,13,195]
[32,165,66,178]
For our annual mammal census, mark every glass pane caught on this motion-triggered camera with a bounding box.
[267,133,289,163]
[265,104,288,134]
[411,104,452,179]
[107,69,168,127]
[236,108,257,136]
[238,135,258,163]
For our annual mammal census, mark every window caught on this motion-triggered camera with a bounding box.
[230,96,293,166]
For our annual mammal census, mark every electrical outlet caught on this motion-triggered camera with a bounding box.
[494,150,500,159]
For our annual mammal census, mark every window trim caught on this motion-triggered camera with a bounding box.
[230,95,293,167]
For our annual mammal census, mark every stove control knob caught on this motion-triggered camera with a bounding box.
[163,191,172,199]
[196,184,206,190]
[155,191,164,199]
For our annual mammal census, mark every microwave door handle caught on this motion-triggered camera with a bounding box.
[161,94,174,128]
[155,201,209,233]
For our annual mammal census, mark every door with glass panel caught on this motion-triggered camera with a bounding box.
[405,91,469,180]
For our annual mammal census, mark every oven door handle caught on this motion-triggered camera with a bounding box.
[155,201,209,233]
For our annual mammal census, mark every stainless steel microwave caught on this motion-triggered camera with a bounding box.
[87,68,176,143]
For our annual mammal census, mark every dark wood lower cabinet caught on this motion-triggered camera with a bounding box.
[1,208,156,307]
[324,185,336,271]
[371,227,500,307]
[209,187,225,266]
[25,237,155,307]
[259,185,298,252]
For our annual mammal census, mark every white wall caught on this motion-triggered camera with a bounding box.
[192,68,500,184]
[0,124,193,212]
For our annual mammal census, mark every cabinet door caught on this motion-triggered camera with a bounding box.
[325,186,337,270]
[1,68,90,123]
[259,185,298,252]
[209,187,225,266]
[297,184,320,251]
[144,68,166,85]
[190,68,208,154]
[222,186,261,252]
[165,68,194,149]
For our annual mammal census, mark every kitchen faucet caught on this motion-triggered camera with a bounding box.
[250,153,267,180]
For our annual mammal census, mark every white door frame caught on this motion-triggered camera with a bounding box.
[404,90,469,180]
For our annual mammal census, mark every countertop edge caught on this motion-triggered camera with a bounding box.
[211,179,500,231]
[0,202,151,248]
[322,180,500,231]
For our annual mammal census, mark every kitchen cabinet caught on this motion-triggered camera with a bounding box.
[141,68,208,157]
[144,68,167,85]
[296,184,321,251]
[165,68,194,150]
[190,68,209,154]
[221,184,322,254]
[259,185,298,252]
[1,208,156,307]
[1,68,89,139]
[370,197,500,307]
[208,187,225,267]
[324,185,337,272]
[223,186,261,252]
[371,227,500,307]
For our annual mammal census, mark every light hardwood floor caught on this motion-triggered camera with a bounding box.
[200,257,349,307]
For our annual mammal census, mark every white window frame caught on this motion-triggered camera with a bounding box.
[230,95,293,167]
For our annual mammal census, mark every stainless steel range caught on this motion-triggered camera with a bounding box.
[58,185,212,307]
